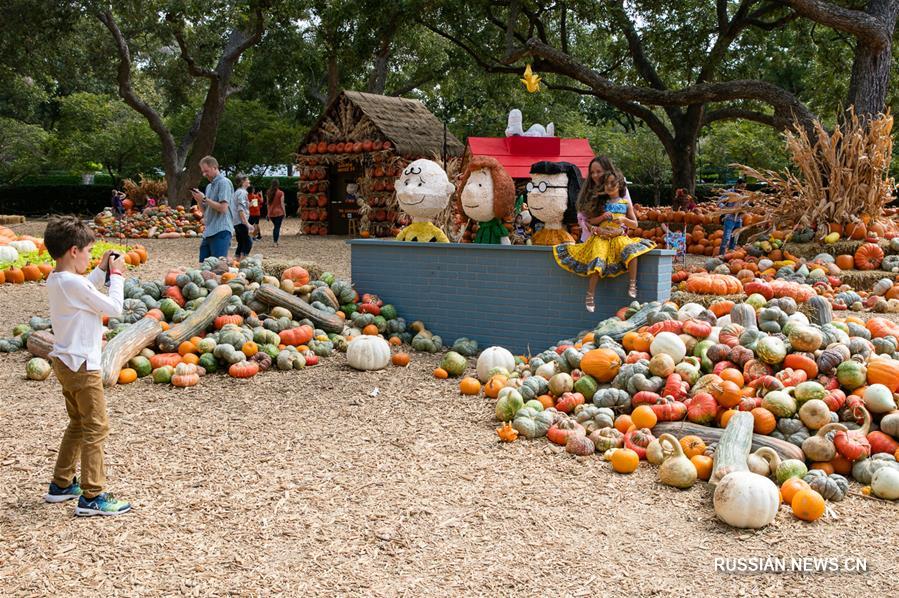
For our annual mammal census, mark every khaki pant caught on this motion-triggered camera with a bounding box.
[51,359,109,498]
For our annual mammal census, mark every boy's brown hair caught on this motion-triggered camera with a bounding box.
[44,215,95,259]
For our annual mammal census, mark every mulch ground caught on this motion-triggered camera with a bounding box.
[1,219,896,596]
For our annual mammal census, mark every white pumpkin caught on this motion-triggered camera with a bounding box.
[677,303,704,321]
[476,346,515,382]
[9,239,37,254]
[650,332,686,363]
[346,335,391,371]
[863,384,897,414]
[786,312,809,325]
[534,361,556,380]
[0,245,18,263]
[871,467,899,500]
[713,471,780,529]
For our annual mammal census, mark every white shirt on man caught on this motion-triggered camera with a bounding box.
[47,267,124,372]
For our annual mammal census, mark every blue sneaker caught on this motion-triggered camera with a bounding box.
[74,492,132,517]
[44,477,83,503]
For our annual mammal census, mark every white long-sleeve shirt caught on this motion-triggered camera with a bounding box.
[47,267,124,372]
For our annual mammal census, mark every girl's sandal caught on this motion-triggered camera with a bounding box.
[585,291,595,313]
[628,280,638,298]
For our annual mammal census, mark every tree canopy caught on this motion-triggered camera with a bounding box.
[0,0,897,194]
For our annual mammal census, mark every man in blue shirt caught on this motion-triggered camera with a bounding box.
[191,156,234,263]
[718,179,745,256]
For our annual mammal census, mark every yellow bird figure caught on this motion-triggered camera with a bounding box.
[521,64,541,93]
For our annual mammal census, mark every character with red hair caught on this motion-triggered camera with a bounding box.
[457,156,516,244]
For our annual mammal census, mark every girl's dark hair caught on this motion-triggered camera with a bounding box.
[577,156,626,215]
[602,168,627,197]
[44,215,95,259]
[267,179,280,201]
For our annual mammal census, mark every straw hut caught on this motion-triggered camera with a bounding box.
[295,91,465,237]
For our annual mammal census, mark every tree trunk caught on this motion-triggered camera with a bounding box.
[848,1,899,118]
[327,52,340,104]
[670,149,696,196]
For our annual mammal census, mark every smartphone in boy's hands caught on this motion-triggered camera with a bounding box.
[104,252,120,286]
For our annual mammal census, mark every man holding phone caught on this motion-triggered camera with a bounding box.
[190,156,233,263]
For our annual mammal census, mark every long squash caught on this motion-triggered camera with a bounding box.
[593,301,661,341]
[101,317,162,387]
[156,284,233,352]
[27,330,55,360]
[254,284,344,333]
[655,419,803,468]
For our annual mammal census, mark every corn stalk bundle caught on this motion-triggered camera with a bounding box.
[122,174,168,202]
[728,108,895,236]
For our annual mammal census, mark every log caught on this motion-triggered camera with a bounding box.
[100,317,162,387]
[254,284,344,333]
[26,330,55,360]
[156,284,232,352]
[654,419,805,481]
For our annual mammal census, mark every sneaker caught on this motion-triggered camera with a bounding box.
[74,492,132,517]
[44,477,83,503]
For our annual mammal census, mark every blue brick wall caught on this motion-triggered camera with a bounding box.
[349,240,675,354]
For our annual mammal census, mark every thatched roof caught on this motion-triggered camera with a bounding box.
[300,90,465,158]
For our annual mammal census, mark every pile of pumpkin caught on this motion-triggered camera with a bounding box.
[440,297,899,527]
[16,257,437,386]
[676,231,899,312]
[0,227,147,285]
[92,205,204,239]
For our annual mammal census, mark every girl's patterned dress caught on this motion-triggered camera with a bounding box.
[553,198,656,277]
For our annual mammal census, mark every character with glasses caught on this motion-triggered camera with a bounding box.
[393,158,454,243]
[525,161,582,246]
[554,169,656,310]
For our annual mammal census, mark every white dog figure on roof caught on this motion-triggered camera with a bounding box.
[505,109,555,138]
[394,158,454,243]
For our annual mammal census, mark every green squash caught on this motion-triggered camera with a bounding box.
[495,389,524,421]
[261,343,281,359]
[761,390,796,417]
[158,298,180,321]
[573,374,598,398]
[451,337,478,357]
[379,304,398,321]
[755,336,787,364]
[512,407,553,438]
[320,272,336,286]
[152,365,174,384]
[330,280,356,304]
[440,351,468,377]
[25,357,52,381]
[199,352,218,374]
[775,459,809,484]
[196,337,217,354]
[128,356,152,378]
[793,381,827,405]
[836,360,867,390]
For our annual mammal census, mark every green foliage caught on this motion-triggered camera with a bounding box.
[0,117,50,183]
[51,92,160,181]
[212,100,304,175]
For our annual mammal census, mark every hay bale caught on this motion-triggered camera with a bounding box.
[838,269,895,292]
[0,215,26,225]
[262,259,322,281]
[670,291,747,307]
[784,239,891,260]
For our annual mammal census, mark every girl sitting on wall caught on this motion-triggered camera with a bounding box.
[553,169,656,311]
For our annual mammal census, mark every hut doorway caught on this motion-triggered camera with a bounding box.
[329,165,363,235]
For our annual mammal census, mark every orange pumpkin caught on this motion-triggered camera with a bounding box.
[631,405,657,429]
[791,489,825,521]
[750,407,776,435]
[679,435,707,458]
[241,341,259,357]
[854,242,884,270]
[622,331,653,353]
[610,448,640,473]
[835,254,854,270]
[614,414,633,434]
[21,263,42,282]
[363,324,379,336]
[719,368,744,387]
[866,358,899,392]
[537,394,555,410]
[117,368,138,384]
[4,267,24,284]
[809,462,835,475]
[484,376,505,397]
[281,266,310,286]
[715,380,743,408]
[580,348,622,382]
[433,367,449,379]
[781,477,811,504]
[691,455,714,480]
[177,341,197,356]
[459,377,481,395]
[392,352,411,367]
[844,221,867,240]
[709,300,735,318]
[181,353,200,365]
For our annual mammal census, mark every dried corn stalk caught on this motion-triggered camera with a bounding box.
[122,174,167,203]
[729,108,895,236]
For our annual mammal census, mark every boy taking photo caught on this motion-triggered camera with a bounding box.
[42,216,131,516]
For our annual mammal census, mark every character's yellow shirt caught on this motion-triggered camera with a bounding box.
[396,222,449,243]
